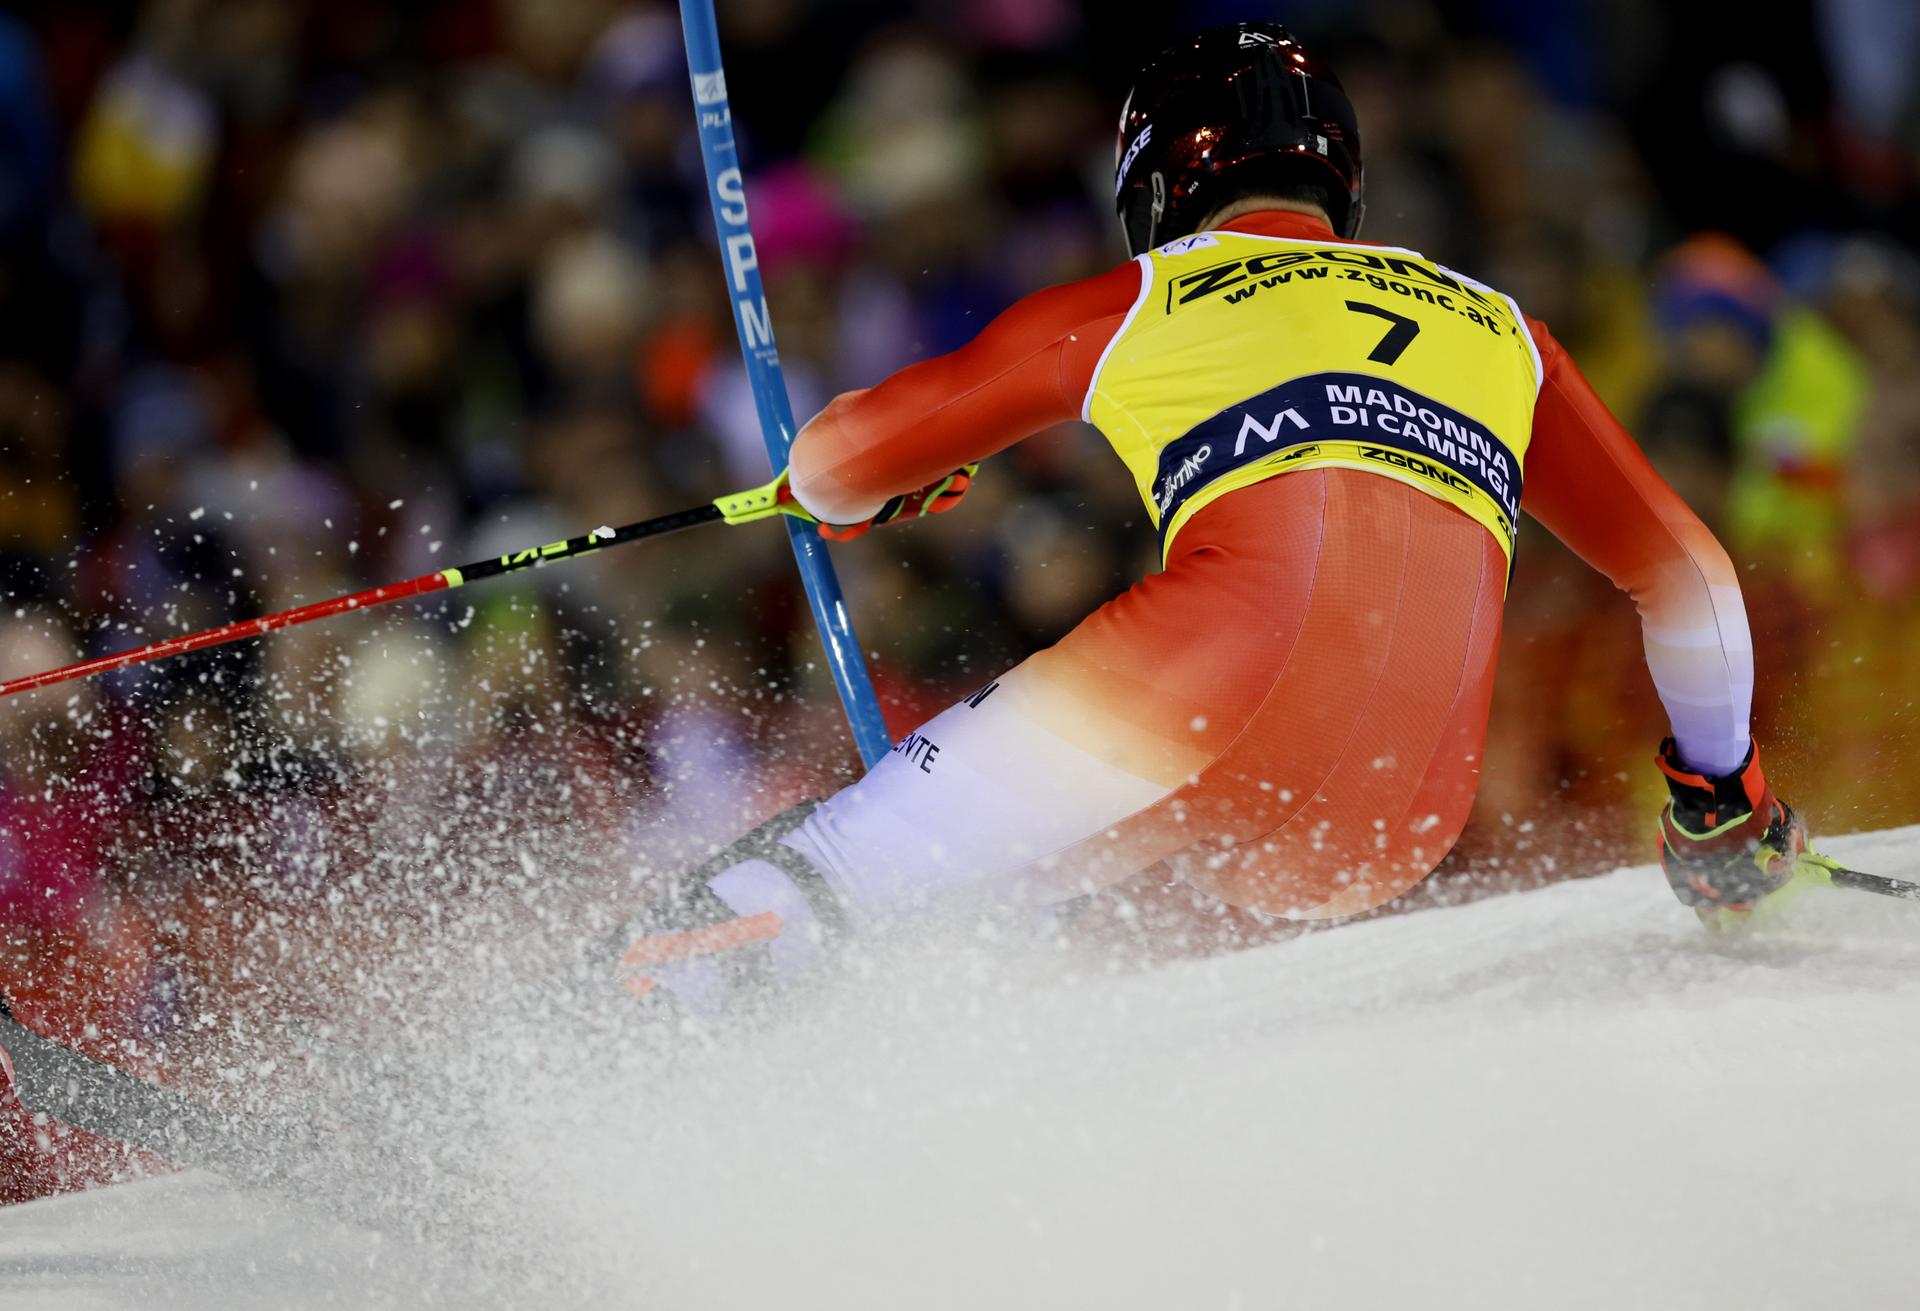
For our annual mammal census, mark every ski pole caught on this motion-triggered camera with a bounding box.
[0,475,806,701]
[1796,851,1920,902]
[678,0,892,768]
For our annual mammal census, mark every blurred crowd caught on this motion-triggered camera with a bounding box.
[1,0,1918,1197]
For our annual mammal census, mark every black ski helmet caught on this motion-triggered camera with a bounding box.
[1114,22,1364,256]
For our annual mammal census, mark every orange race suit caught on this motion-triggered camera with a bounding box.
[618,209,1756,1000]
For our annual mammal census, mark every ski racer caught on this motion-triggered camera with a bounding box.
[617,21,1806,1006]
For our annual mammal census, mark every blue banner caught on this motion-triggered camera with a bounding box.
[1151,371,1523,548]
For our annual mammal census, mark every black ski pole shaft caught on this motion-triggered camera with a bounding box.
[1799,852,1920,902]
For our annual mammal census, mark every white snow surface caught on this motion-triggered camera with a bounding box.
[5,827,1920,1309]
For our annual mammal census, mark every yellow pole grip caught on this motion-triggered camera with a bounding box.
[713,472,819,526]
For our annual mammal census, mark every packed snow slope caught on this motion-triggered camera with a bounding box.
[3,828,1919,1310]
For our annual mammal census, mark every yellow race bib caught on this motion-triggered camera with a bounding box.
[1084,230,1543,563]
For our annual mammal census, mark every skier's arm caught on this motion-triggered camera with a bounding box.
[1519,319,1755,777]
[787,261,1143,525]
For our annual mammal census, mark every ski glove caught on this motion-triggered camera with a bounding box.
[1655,737,1806,912]
[816,465,978,541]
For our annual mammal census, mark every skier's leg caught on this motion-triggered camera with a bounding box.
[614,667,1178,1004]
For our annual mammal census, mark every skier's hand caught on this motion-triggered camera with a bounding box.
[818,465,978,541]
[1655,737,1806,913]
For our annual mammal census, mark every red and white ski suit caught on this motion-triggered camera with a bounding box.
[750,210,1753,924]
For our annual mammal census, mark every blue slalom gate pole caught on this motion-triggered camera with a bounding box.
[677,0,892,768]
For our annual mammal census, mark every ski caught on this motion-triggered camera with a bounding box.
[0,995,305,1181]
[0,995,485,1233]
